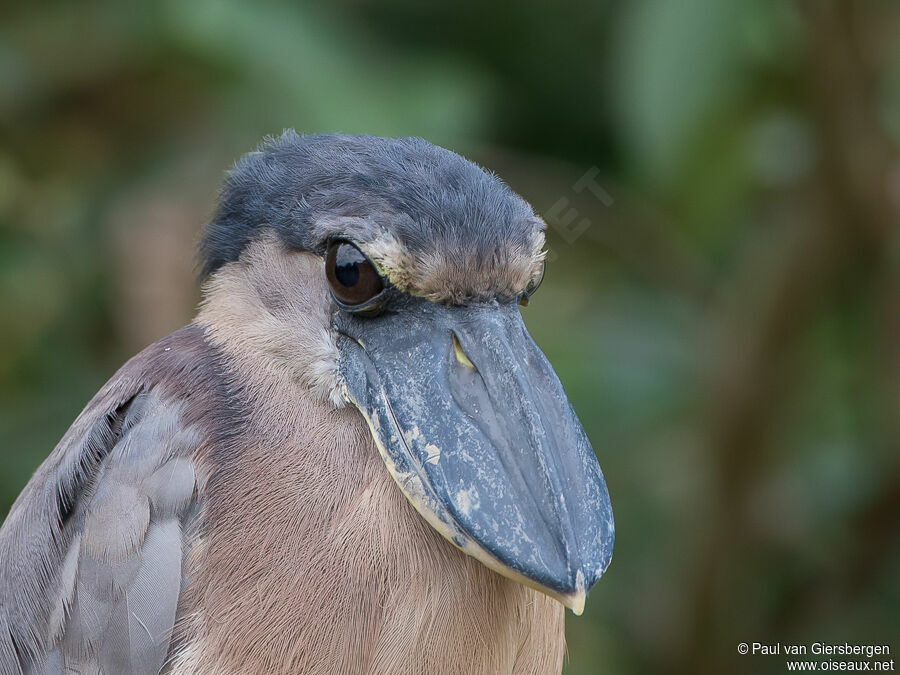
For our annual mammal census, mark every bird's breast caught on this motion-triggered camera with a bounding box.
[168,382,565,675]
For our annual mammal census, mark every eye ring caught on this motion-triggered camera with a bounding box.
[519,261,545,307]
[325,239,387,312]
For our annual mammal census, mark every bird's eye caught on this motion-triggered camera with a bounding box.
[519,262,545,307]
[326,241,385,307]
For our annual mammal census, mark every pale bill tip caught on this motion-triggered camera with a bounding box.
[562,590,586,616]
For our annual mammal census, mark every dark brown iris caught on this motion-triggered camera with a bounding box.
[325,241,384,306]
[519,262,545,306]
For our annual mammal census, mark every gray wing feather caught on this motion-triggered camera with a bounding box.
[0,381,200,675]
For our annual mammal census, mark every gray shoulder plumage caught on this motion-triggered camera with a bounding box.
[0,375,202,675]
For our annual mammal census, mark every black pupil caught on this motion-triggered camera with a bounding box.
[335,245,364,287]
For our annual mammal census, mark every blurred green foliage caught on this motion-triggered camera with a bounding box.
[1,1,899,673]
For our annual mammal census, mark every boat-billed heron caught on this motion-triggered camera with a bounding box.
[0,132,614,675]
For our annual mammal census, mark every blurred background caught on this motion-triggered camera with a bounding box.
[1,0,899,673]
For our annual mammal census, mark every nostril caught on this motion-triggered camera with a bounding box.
[451,332,476,371]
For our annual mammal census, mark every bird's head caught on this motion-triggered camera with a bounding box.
[198,132,614,614]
